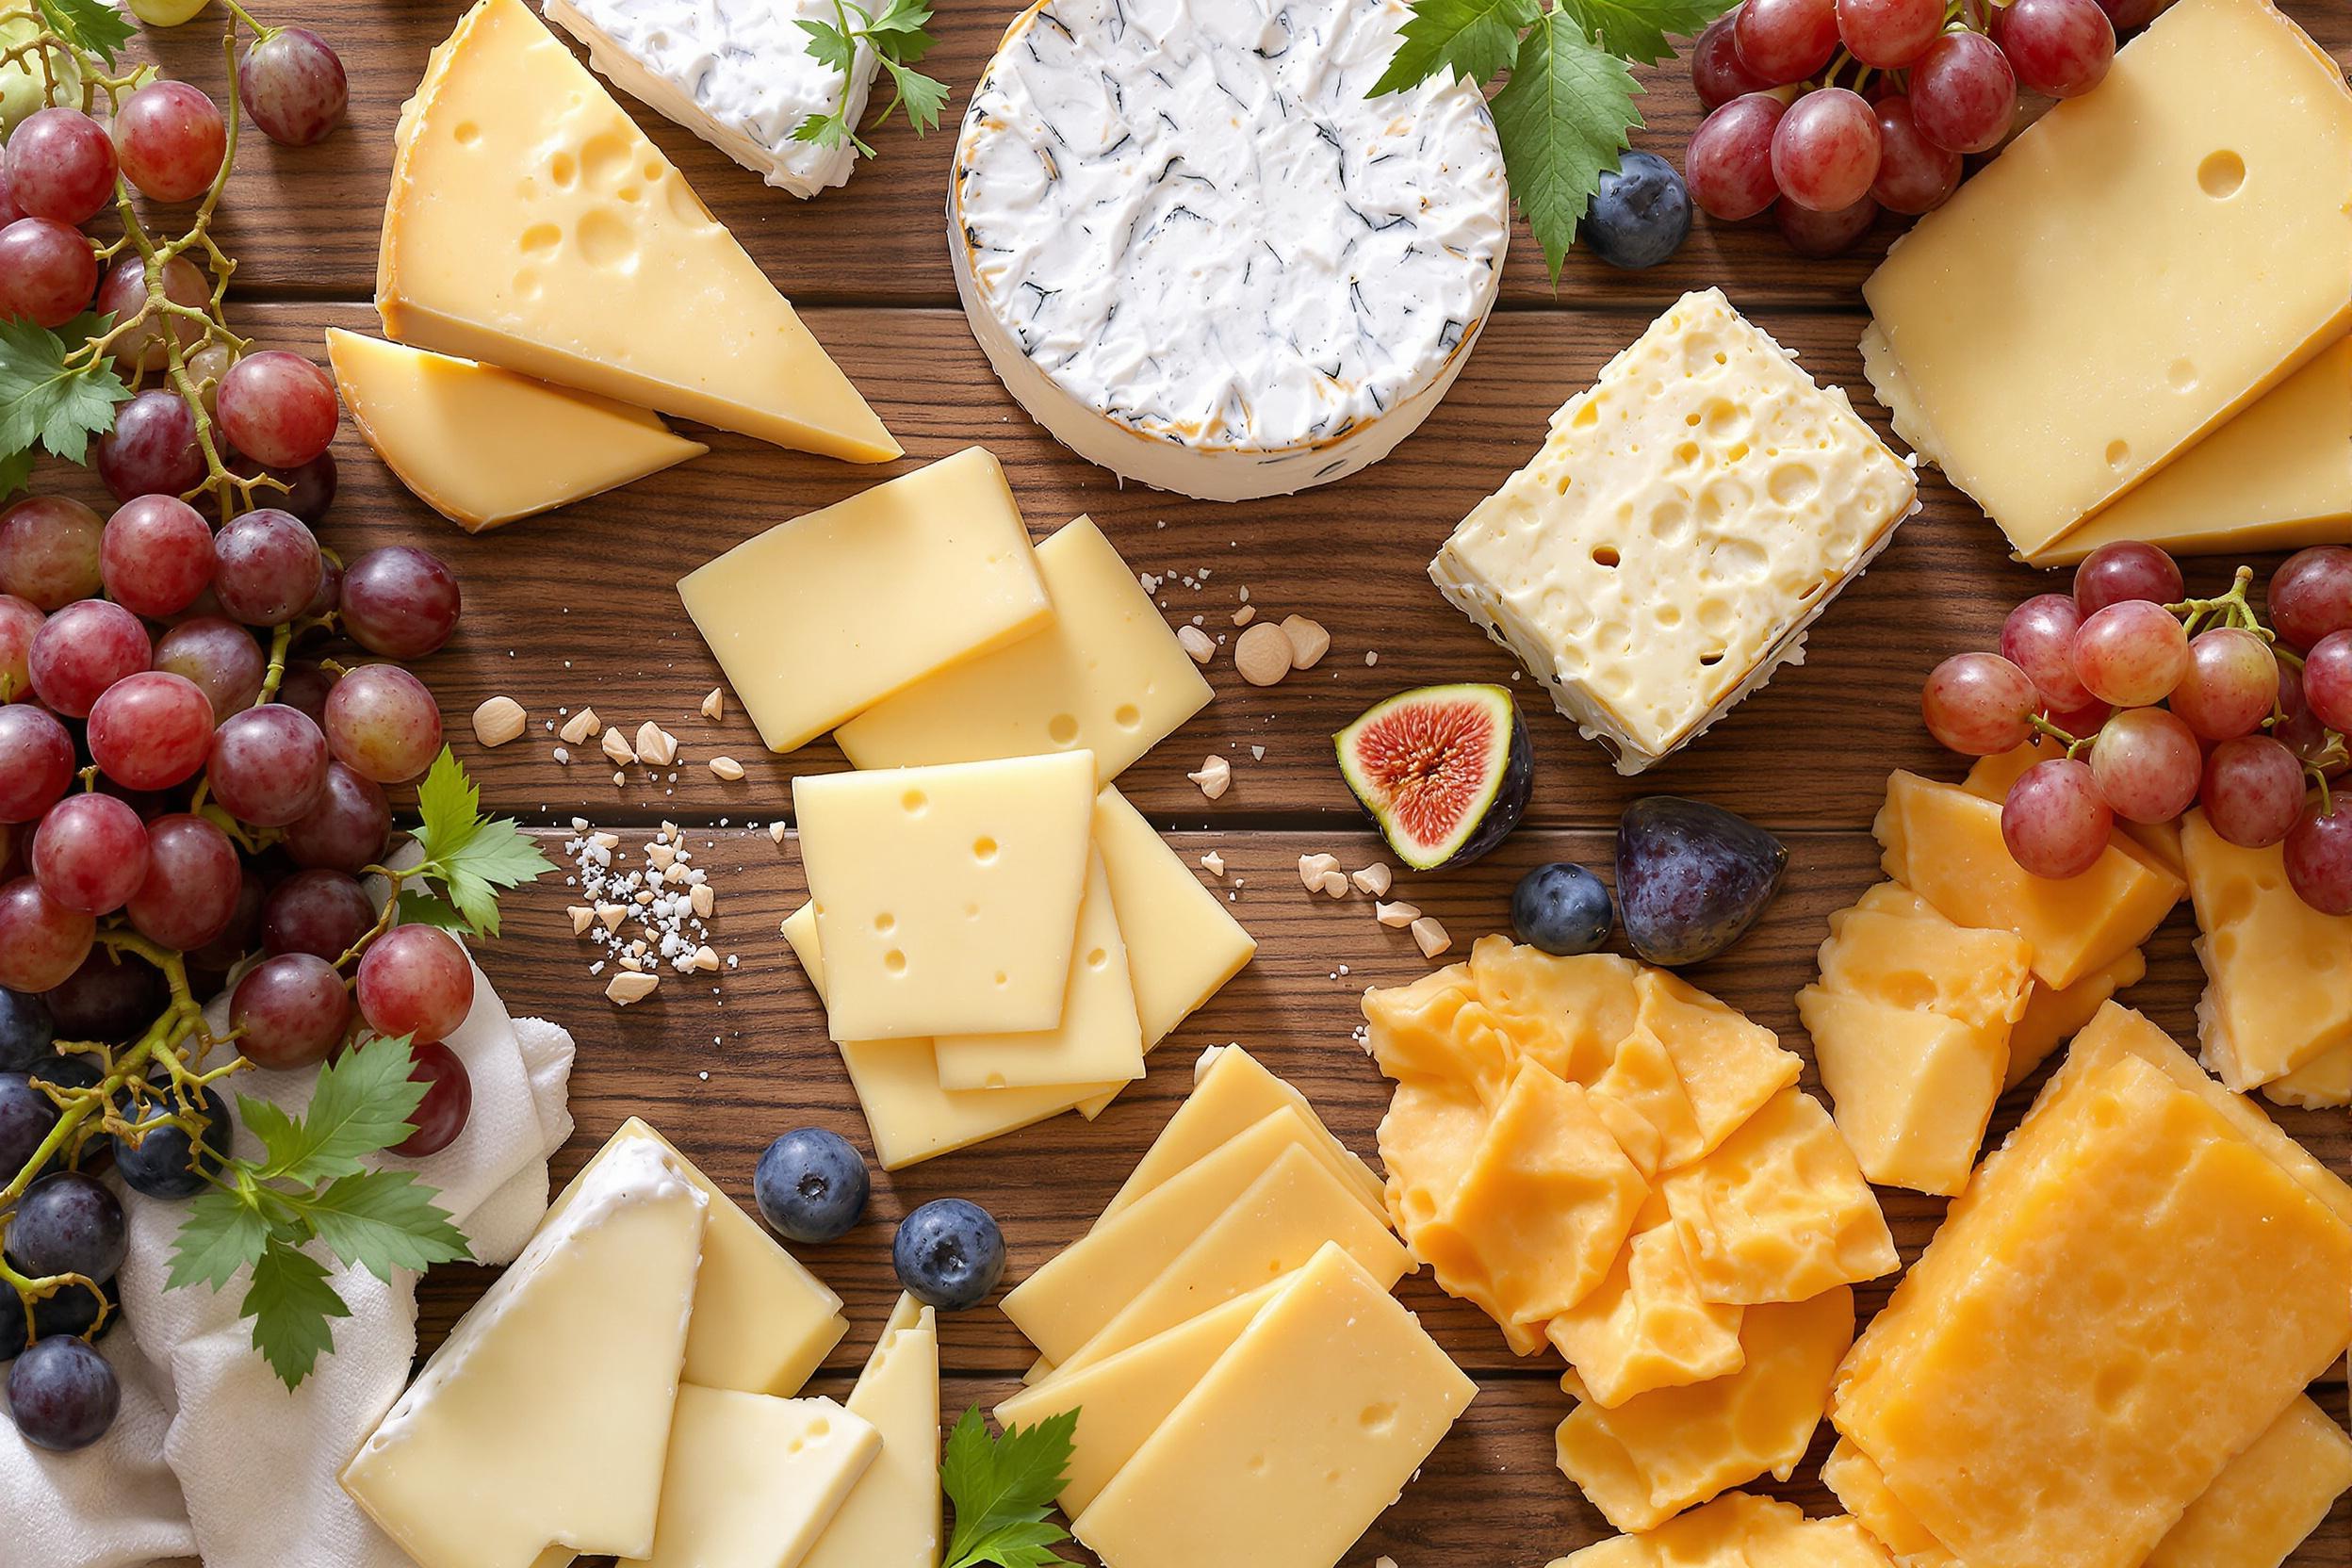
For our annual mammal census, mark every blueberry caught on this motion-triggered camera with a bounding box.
[0,990,55,1073]
[892,1198,1004,1311]
[6,1335,120,1451]
[753,1127,871,1245]
[1511,862,1615,956]
[115,1085,234,1200]
[1577,151,1693,271]
[5,1172,127,1285]
[0,1075,58,1182]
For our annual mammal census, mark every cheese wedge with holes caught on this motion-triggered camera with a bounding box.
[382,0,896,460]
[628,1391,876,1568]
[835,516,1212,780]
[2182,808,2352,1089]
[1432,288,1917,774]
[801,1295,939,1568]
[1547,1492,1895,1568]
[324,329,705,531]
[1859,0,2352,559]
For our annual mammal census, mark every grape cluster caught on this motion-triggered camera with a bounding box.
[1685,0,2161,255]
[1921,543,2352,915]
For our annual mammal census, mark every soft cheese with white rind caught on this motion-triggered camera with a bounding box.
[544,0,877,200]
[949,0,1508,502]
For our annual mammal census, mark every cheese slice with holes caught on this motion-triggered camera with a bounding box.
[1431,288,1917,774]
[801,1295,939,1568]
[2181,808,2352,1089]
[627,1391,876,1568]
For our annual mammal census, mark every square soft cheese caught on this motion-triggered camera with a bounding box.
[794,751,1096,1040]
[678,448,1051,753]
[1431,288,1916,775]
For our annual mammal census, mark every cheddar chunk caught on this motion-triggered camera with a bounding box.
[2264,1039,2352,1109]
[1798,989,2001,1198]
[1545,1205,1744,1409]
[2002,947,2146,1092]
[2182,807,2352,1089]
[1547,1492,1894,1568]
[1821,1440,1957,1567]
[2142,1395,2352,1568]
[1587,1026,1707,1174]
[1467,940,1643,1086]
[1630,970,1802,1165]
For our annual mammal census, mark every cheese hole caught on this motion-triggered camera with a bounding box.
[973,836,999,863]
[1768,462,1819,506]
[983,1072,1008,1088]
[874,913,895,934]
[514,268,543,302]
[993,971,1009,988]
[580,132,631,187]
[1650,499,1691,546]
[1700,650,1725,667]
[1359,1402,1398,1434]
[519,223,561,255]
[1571,402,1600,429]
[453,121,482,146]
[1112,703,1141,729]
[965,903,981,920]
[2197,150,2246,199]
[787,1438,805,1454]
[1048,713,1081,743]
[902,790,928,815]
[884,949,907,975]
[644,160,663,182]
[1086,947,1109,970]
[1656,604,1681,628]
[617,185,642,204]
[576,209,635,270]
[547,151,578,187]
[1592,546,1620,569]
[2104,439,2132,470]
[2167,357,2198,392]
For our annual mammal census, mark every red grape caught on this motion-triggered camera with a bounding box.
[2268,546,2352,651]
[210,508,321,627]
[2073,540,2182,613]
[1993,0,2115,98]
[2168,626,2278,741]
[0,164,18,227]
[2099,0,2172,25]
[124,813,240,951]
[1691,12,1776,109]
[1921,651,2037,755]
[95,253,210,374]
[340,547,461,660]
[0,497,103,610]
[1999,593,2090,711]
[229,953,349,1070]
[31,792,149,915]
[29,598,152,718]
[2304,630,2352,734]
[45,948,168,1040]
[1774,192,1878,255]
[87,670,215,791]
[112,80,226,204]
[238,27,349,148]
[1735,0,1838,81]
[323,663,444,784]
[2072,599,2188,708]
[215,351,339,470]
[357,924,475,1045]
[263,868,375,962]
[1770,88,1881,213]
[0,593,41,701]
[154,616,265,713]
[302,556,342,620]
[1869,95,1962,214]
[285,762,391,874]
[0,877,96,992]
[271,659,334,725]
[0,705,75,823]
[0,218,100,330]
[206,704,330,826]
[4,108,117,226]
[2274,662,2346,776]
[2003,757,2113,879]
[391,1039,473,1158]
[95,388,204,504]
[1836,0,1942,66]
[1909,31,2016,154]
[101,495,214,617]
[2285,803,2352,916]
[184,865,265,980]
[187,342,234,414]
[1687,95,1786,221]
[2087,706,2200,824]
[2200,736,2305,849]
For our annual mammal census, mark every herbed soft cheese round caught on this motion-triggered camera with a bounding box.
[949,0,1510,503]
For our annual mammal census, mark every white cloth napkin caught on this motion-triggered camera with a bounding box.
[0,963,576,1568]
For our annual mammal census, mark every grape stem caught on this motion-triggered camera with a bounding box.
[2167,566,2264,641]
[2027,711,2092,759]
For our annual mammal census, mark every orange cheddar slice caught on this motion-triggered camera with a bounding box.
[1361,960,1515,1104]
[1589,1026,1707,1174]
[1545,1200,1744,1410]
[2265,1038,2352,1108]
[1797,989,2002,1198]
[1466,938,1642,1086]
[1630,971,1803,1166]
[2001,946,2146,1092]
[2142,1395,2352,1568]
[1377,1076,1492,1247]
[2182,808,2352,1090]
[1821,1440,1957,1567]
[1546,1492,1894,1568]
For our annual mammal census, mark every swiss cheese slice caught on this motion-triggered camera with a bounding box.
[628,1391,877,1568]
[2181,808,2352,1090]
[324,329,705,531]
[380,0,897,461]
[801,1295,940,1568]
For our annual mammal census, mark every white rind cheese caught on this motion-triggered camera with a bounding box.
[949,0,1509,502]
[544,0,877,200]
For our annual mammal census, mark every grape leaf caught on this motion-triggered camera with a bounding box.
[1555,0,1737,66]
[243,1239,350,1391]
[0,448,32,502]
[166,1187,272,1292]
[393,890,470,933]
[35,0,132,65]
[1492,9,1642,285]
[409,747,553,938]
[251,1034,433,1185]
[302,1169,473,1283]
[0,315,129,471]
[941,1407,1079,1568]
[1370,0,1542,96]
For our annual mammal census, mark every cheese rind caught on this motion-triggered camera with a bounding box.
[628,1391,877,1568]
[801,1296,940,1568]
[678,449,1052,754]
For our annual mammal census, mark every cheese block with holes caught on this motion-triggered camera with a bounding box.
[801,1295,940,1568]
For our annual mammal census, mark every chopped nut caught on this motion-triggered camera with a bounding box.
[1364,650,1380,667]
[635,721,678,767]
[1176,624,1217,664]
[1376,900,1422,928]
[700,687,726,721]
[1298,852,1341,891]
[709,756,745,781]
[768,821,789,844]
[1233,604,1257,627]
[1411,915,1452,958]
[591,831,620,850]
[1280,614,1331,669]
[566,905,595,936]
[690,883,714,919]
[646,841,677,871]
[471,695,527,748]
[1188,754,1232,800]
[1319,871,1349,898]
[1200,851,1226,877]
[1352,863,1394,897]
[1234,622,1294,686]
[596,903,627,932]
[634,888,657,906]
[552,746,572,765]
[612,770,628,788]
[606,971,660,1005]
[559,707,599,745]
[693,945,721,973]
[600,726,636,765]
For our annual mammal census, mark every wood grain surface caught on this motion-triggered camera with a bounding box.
[47,1,2352,1563]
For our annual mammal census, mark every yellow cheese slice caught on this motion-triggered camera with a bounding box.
[2002,947,2146,1091]
[1812,898,2033,1034]
[801,1295,939,1568]
[933,849,1144,1092]
[1962,743,2183,874]
[1379,1074,1494,1255]
[1821,1440,1957,1567]
[324,329,704,532]
[1588,1025,1707,1175]
[1070,1244,1474,1568]
[2037,337,2352,564]
[835,516,1213,780]
[1545,1207,1744,1410]
[1858,0,2352,558]
[678,449,1053,755]
[2142,1394,2352,1568]
[1631,969,1804,1163]
[1362,955,1520,1106]
[1464,939,1644,1087]
[1658,1087,1896,1306]
[627,1391,877,1568]
[380,0,897,461]
[1554,1286,1853,1534]
[2181,808,2352,1090]
[2263,1037,2352,1108]
[1797,988,2001,1198]
[1547,1492,1895,1568]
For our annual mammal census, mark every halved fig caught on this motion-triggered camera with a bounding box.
[1334,684,1532,871]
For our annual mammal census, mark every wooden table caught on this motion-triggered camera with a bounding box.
[110,4,2352,1561]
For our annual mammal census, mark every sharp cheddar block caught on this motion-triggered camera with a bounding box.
[2182,808,2352,1090]
[631,1390,877,1568]
[1545,1201,1745,1410]
[1858,0,2352,558]
[1797,988,2002,1198]
[802,1295,940,1568]
[1546,1493,1895,1568]
[380,0,896,461]
[835,517,1213,780]
[1554,1287,1854,1534]
[1630,970,1803,1166]
[1874,769,2182,988]
[1658,1088,1897,1306]
[2141,1394,2352,1568]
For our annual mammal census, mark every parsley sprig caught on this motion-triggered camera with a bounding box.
[392,748,558,939]
[793,0,950,160]
[940,1407,1081,1568]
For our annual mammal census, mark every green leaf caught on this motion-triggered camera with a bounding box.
[409,748,553,938]
[242,1239,350,1391]
[35,0,132,64]
[393,890,469,933]
[1491,9,1642,285]
[1370,0,1541,96]
[0,448,32,502]
[941,1407,1079,1568]
[795,15,860,75]
[1555,0,1736,65]
[301,1168,473,1283]
[875,57,951,137]
[254,1035,432,1185]
[865,0,933,41]
[166,1188,272,1292]
[0,315,130,471]
[235,1094,304,1171]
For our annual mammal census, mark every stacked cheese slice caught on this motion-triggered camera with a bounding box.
[1860,0,2352,563]
[340,1120,940,1568]
[1361,937,1898,1534]
[992,1047,1475,1568]
[1825,1005,2352,1568]
[344,0,899,532]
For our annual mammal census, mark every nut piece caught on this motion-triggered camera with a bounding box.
[606,971,661,1005]
[600,726,637,766]
[1233,604,1257,627]
[471,695,527,748]
[1298,852,1341,891]
[768,821,789,845]
[1352,863,1394,897]
[693,945,721,973]
[708,756,745,782]
[1411,915,1452,958]
[1375,900,1422,929]
[1280,614,1331,669]
[596,903,627,932]
[1319,870,1349,898]
[559,707,599,746]
[566,905,595,936]
[700,687,726,721]
[1234,622,1294,686]
[1177,625,1217,664]
[1200,851,1226,877]
[690,883,715,919]
[1188,754,1232,800]
[635,721,678,767]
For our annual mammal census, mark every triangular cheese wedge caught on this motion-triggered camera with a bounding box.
[379,0,898,463]
[803,1294,941,1568]
[326,329,706,531]
[630,1390,879,1568]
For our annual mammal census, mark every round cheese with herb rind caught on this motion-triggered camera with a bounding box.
[949,0,1510,503]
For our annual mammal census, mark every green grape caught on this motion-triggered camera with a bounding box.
[126,0,214,25]
[0,15,83,135]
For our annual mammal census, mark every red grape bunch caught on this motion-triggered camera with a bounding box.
[1920,542,2352,918]
[1685,0,2164,256]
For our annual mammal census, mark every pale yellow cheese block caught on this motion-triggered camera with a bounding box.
[1546,1492,1894,1568]
[1859,0,2352,558]
[626,1391,876,1568]
[802,1295,940,1568]
[1087,787,1258,1053]
[380,0,897,461]
[1070,1244,1474,1568]
[2036,337,2352,565]
[1797,988,2002,1199]
[678,449,1052,755]
[2181,808,2352,1090]
[835,515,1213,780]
[324,329,705,531]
